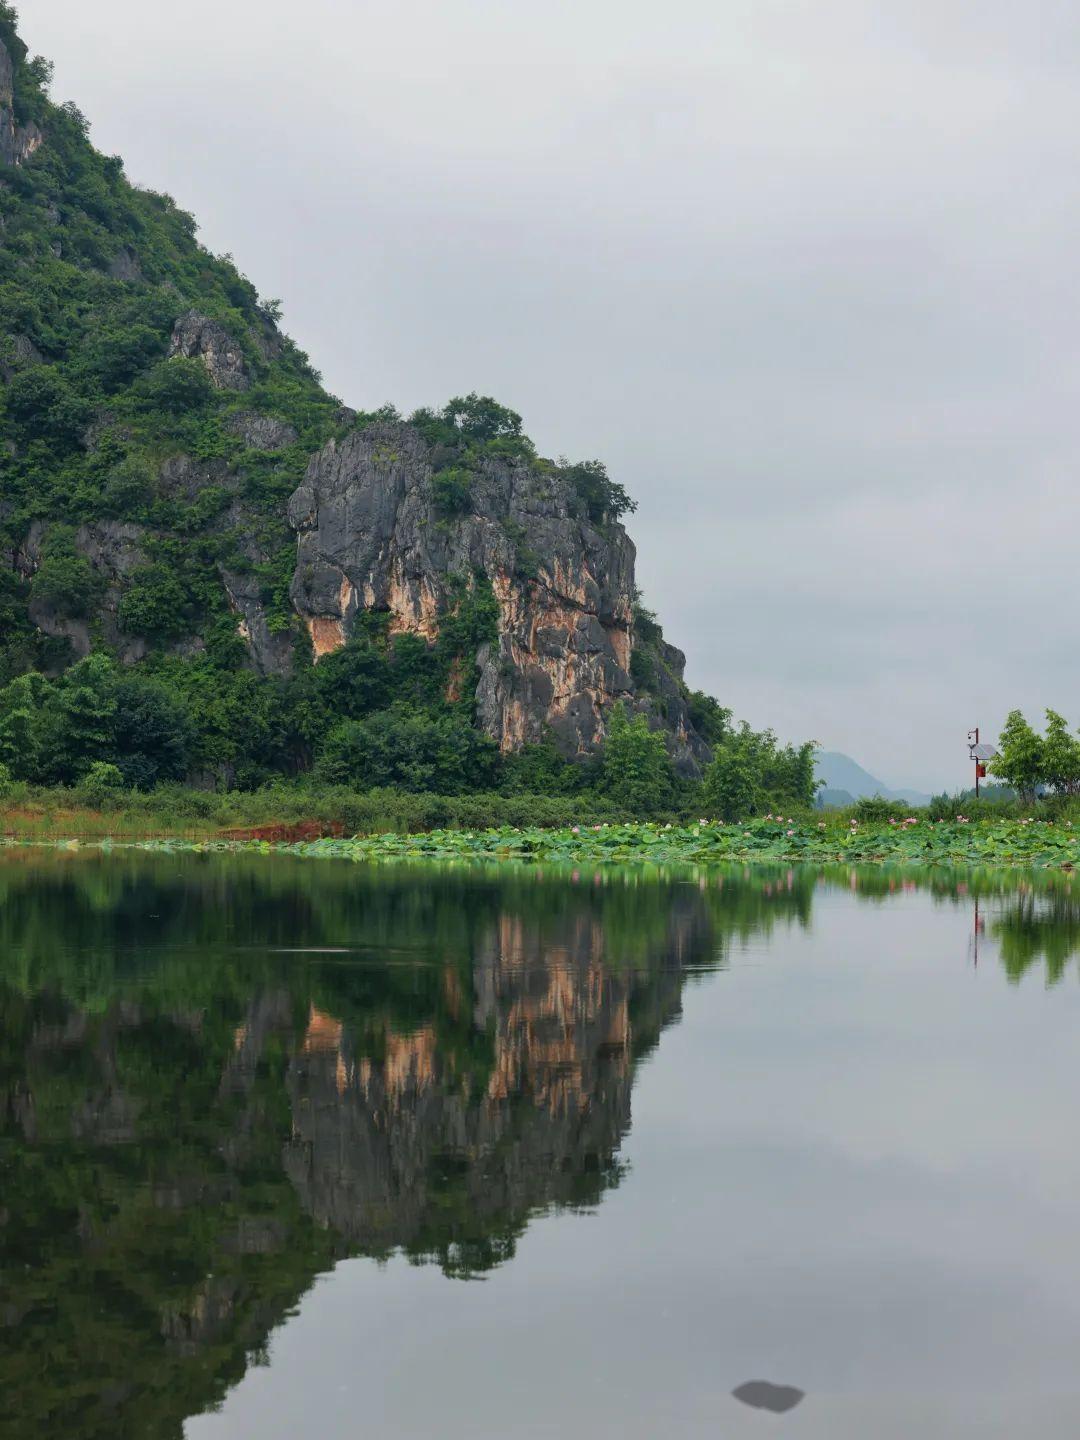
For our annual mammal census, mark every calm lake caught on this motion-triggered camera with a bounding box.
[3,852,1080,1438]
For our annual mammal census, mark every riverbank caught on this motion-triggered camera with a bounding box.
[4,815,1077,869]
[0,785,625,841]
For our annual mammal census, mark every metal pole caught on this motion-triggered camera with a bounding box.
[975,726,980,800]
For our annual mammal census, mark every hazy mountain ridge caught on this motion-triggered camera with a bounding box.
[815,751,932,807]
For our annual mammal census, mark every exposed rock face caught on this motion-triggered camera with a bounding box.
[168,310,250,390]
[289,423,709,769]
[220,564,293,677]
[0,41,42,168]
[21,518,149,663]
[107,246,143,282]
[0,332,43,383]
[225,410,297,451]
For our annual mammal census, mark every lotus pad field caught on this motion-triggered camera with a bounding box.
[23,815,1077,869]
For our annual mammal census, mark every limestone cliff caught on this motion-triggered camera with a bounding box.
[289,423,710,772]
[0,38,41,167]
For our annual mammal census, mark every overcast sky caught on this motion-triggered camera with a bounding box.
[20,0,1080,789]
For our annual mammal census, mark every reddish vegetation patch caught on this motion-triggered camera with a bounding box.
[218,820,345,843]
[444,656,464,704]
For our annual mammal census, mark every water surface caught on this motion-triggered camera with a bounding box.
[2,853,1079,1438]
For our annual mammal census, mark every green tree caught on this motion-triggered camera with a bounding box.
[79,322,166,391]
[702,725,817,819]
[562,459,637,524]
[600,703,674,813]
[442,393,523,442]
[111,673,193,788]
[686,690,733,747]
[0,672,50,779]
[432,467,474,516]
[1041,710,1080,797]
[991,710,1045,802]
[48,654,119,782]
[99,456,156,518]
[702,739,760,820]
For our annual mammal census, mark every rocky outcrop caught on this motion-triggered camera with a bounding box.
[225,410,297,451]
[288,423,708,769]
[0,332,43,383]
[107,246,143,282]
[168,310,250,390]
[220,565,293,676]
[0,40,42,168]
[21,518,149,663]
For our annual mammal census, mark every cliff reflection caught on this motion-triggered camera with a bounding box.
[4,852,1076,1436]
[0,854,808,1438]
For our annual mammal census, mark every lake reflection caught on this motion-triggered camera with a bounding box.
[2,854,1080,1439]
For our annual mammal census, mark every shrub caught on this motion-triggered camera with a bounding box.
[30,549,103,619]
[562,458,637,524]
[432,466,474,515]
[76,760,125,805]
[138,356,215,414]
[853,795,912,822]
[83,323,166,391]
[117,564,191,638]
[317,706,498,794]
[100,457,156,517]
[4,367,91,450]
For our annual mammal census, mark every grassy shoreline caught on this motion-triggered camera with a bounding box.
[3,815,1078,870]
[0,786,625,842]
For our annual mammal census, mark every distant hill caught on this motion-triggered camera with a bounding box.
[816,787,856,810]
[815,752,932,808]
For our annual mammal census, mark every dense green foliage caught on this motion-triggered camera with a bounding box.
[0,593,504,790]
[702,723,818,820]
[598,703,675,811]
[989,708,1080,801]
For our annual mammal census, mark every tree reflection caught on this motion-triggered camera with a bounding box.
[2,851,1071,1436]
[0,854,813,1438]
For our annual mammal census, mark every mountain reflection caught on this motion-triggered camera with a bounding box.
[3,851,1073,1437]
[0,854,810,1439]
